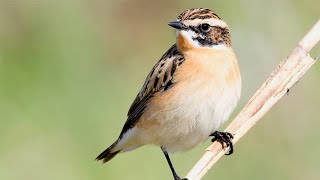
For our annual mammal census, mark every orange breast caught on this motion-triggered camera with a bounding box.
[147,46,241,114]
[177,34,194,52]
[177,47,241,87]
[176,33,240,86]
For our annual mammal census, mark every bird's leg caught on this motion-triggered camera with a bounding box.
[161,147,188,180]
[210,131,234,155]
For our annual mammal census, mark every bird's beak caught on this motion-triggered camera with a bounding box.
[168,21,187,30]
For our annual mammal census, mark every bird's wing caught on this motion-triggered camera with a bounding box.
[119,44,185,137]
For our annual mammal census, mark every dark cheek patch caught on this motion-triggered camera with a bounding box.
[193,36,217,46]
[191,27,231,47]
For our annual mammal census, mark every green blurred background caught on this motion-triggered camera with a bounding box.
[0,0,319,180]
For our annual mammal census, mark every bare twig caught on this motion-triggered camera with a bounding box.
[186,19,320,180]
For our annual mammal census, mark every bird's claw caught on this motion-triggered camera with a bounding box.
[210,131,234,155]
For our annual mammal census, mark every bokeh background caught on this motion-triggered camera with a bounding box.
[1,0,320,180]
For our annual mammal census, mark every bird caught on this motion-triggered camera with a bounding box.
[96,8,241,180]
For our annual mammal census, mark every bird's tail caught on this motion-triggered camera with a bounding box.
[96,140,120,163]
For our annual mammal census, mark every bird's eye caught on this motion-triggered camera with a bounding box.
[200,23,210,32]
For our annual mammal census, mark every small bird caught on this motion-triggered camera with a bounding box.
[96,8,241,180]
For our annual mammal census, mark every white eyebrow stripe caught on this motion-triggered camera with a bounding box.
[183,19,229,28]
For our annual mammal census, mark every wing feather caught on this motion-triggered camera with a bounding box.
[119,44,185,136]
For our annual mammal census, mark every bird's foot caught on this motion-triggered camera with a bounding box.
[210,131,234,155]
[173,174,188,180]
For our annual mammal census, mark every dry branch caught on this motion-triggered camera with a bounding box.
[186,19,320,180]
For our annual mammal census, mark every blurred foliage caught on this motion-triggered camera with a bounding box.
[0,0,320,180]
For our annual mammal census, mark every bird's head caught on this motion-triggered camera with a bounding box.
[169,8,231,51]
